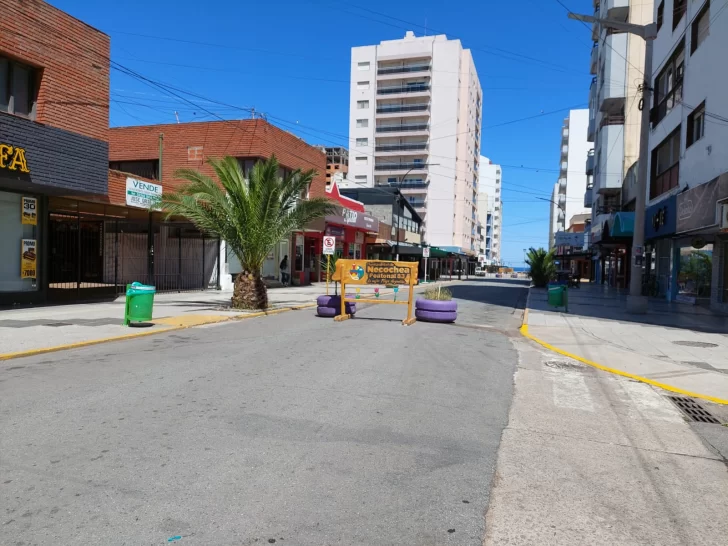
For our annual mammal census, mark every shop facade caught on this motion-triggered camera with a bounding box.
[672,175,728,310]
[643,195,677,300]
[590,212,634,289]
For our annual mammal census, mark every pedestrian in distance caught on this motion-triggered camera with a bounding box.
[280,255,289,286]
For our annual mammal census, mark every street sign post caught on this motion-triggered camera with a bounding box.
[323,236,336,295]
[422,247,430,283]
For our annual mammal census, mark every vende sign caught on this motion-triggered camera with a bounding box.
[126,177,163,209]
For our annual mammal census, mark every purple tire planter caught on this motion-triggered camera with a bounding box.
[415,298,458,312]
[316,294,355,307]
[316,303,356,317]
[415,309,457,323]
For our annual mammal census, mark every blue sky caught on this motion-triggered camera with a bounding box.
[52,0,594,266]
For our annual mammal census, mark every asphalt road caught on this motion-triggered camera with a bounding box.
[1,279,528,545]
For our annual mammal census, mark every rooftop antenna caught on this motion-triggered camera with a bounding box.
[174,111,180,123]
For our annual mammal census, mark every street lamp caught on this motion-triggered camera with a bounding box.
[566,12,657,314]
[390,163,439,261]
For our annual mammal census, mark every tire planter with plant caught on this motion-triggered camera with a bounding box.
[316,294,356,317]
[415,286,457,323]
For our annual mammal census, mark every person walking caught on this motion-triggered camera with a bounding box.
[280,255,289,286]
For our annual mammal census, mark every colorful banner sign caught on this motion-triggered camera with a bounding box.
[332,259,417,286]
[21,196,37,225]
[21,239,37,279]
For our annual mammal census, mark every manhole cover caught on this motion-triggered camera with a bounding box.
[668,396,721,424]
[672,341,719,348]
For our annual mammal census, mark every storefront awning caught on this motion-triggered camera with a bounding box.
[611,212,634,237]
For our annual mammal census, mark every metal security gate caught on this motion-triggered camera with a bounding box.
[47,199,220,302]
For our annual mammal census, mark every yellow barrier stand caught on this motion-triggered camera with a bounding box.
[331,259,419,325]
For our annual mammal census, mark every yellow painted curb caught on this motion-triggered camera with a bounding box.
[519,321,728,406]
[0,302,318,363]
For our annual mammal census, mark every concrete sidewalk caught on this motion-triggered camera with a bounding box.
[0,284,338,358]
[524,284,728,404]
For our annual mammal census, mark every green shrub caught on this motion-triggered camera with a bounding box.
[423,286,453,301]
[526,247,556,288]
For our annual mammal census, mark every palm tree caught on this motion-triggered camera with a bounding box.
[526,247,556,288]
[162,155,336,309]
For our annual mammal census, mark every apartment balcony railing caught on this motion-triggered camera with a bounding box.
[377,65,431,75]
[590,42,598,75]
[586,149,595,175]
[558,177,567,193]
[374,143,428,152]
[376,103,429,114]
[374,163,428,172]
[377,84,430,95]
[399,181,429,189]
[375,123,429,133]
[409,200,427,208]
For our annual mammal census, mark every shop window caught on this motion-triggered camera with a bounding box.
[653,41,685,125]
[650,126,681,199]
[0,56,38,119]
[0,191,38,293]
[686,102,705,148]
[678,243,713,304]
[691,1,710,54]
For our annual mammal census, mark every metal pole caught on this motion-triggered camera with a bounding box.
[626,38,653,314]
[326,254,330,296]
[424,256,428,283]
[216,237,221,290]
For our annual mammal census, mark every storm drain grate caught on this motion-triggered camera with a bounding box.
[672,340,719,348]
[668,396,721,424]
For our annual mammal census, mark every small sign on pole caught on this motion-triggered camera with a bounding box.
[323,236,336,295]
[422,247,430,258]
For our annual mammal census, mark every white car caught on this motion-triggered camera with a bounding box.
[475,267,486,276]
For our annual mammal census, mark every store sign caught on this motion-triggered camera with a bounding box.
[0,144,30,173]
[554,231,584,247]
[21,197,37,225]
[126,177,162,209]
[326,208,379,233]
[21,239,37,279]
[676,176,728,233]
[325,226,345,237]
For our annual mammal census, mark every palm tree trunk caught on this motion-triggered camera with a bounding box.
[232,271,269,309]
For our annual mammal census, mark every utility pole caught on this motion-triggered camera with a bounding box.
[567,13,657,314]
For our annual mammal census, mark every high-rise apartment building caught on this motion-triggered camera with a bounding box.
[548,110,592,248]
[346,31,482,253]
[479,157,502,263]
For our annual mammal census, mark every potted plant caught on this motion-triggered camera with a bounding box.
[415,286,457,323]
[316,254,356,317]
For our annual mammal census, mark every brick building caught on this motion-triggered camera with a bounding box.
[1,0,110,304]
[109,120,344,285]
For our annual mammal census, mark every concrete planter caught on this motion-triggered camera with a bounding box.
[415,298,457,323]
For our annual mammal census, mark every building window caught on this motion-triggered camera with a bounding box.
[691,0,710,54]
[355,156,367,165]
[355,137,368,146]
[357,81,370,90]
[0,56,37,119]
[357,100,369,109]
[687,102,705,148]
[354,175,367,184]
[187,146,203,161]
[673,0,687,30]
[109,160,159,180]
[357,61,370,71]
[650,126,681,199]
[356,118,368,128]
[653,41,685,125]
[657,1,664,31]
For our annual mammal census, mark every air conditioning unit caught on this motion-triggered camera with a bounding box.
[720,203,728,230]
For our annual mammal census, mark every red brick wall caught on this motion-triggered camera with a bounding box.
[0,0,110,141]
[108,120,327,198]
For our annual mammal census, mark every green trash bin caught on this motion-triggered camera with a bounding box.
[547,284,568,311]
[124,282,156,326]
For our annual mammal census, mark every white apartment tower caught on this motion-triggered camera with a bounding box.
[346,31,483,253]
[479,157,502,263]
[549,110,592,248]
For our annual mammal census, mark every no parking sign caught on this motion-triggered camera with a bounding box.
[323,236,336,255]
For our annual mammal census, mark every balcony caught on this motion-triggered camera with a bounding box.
[599,33,627,115]
[377,64,431,79]
[558,177,567,193]
[376,103,429,116]
[409,200,427,209]
[374,143,428,153]
[592,6,600,40]
[561,144,568,157]
[586,149,595,175]
[399,182,429,190]
[375,123,428,134]
[377,84,430,98]
[584,186,594,208]
[590,43,598,75]
[374,162,428,174]
[603,0,628,21]
[557,193,567,207]
[587,115,596,143]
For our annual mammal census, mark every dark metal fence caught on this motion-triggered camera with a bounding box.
[47,209,220,302]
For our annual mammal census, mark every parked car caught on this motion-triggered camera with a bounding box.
[475,267,486,276]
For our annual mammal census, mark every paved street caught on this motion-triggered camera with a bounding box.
[1,280,527,545]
